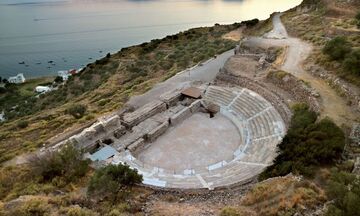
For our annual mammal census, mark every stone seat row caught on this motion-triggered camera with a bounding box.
[112,150,268,189]
[204,86,238,107]
[111,138,279,189]
[248,109,285,139]
[230,97,269,119]
[240,136,280,165]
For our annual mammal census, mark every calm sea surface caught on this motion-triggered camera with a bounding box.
[0,0,301,78]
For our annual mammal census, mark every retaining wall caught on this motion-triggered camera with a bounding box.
[170,107,192,125]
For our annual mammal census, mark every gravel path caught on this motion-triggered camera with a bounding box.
[245,13,356,125]
[263,13,288,39]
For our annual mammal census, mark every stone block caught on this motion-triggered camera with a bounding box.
[160,90,182,106]
[147,121,169,142]
[102,115,121,131]
[128,138,145,152]
[353,157,360,175]
[170,107,191,125]
[113,126,126,139]
[91,122,105,137]
[123,100,167,127]
[189,100,201,113]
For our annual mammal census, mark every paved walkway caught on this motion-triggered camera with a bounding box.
[127,50,234,108]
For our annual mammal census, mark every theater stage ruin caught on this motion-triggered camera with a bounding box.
[52,83,287,190]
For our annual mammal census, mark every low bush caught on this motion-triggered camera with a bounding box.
[260,104,345,179]
[356,11,360,28]
[323,37,351,61]
[65,104,87,119]
[31,144,90,184]
[326,169,360,216]
[343,49,360,75]
[0,166,33,200]
[0,87,6,94]
[17,120,29,129]
[241,19,259,27]
[54,76,63,83]
[88,164,142,200]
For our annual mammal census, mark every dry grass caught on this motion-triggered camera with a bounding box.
[239,176,326,216]
[222,27,244,41]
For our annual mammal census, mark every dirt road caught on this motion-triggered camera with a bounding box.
[244,13,356,126]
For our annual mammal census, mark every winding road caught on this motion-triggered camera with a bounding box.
[244,13,356,125]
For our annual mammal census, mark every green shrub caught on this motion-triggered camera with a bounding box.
[323,37,351,61]
[343,49,360,75]
[260,104,345,179]
[65,104,87,119]
[356,11,360,28]
[17,120,29,129]
[88,164,142,200]
[0,87,6,94]
[54,76,63,83]
[31,144,90,184]
[326,169,360,216]
[241,18,259,27]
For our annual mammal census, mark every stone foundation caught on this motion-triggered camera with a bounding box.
[266,70,320,113]
[101,115,121,131]
[147,121,169,142]
[113,126,126,139]
[127,138,146,153]
[170,107,192,125]
[189,100,201,113]
[122,100,167,127]
[160,90,182,107]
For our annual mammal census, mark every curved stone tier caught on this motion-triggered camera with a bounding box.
[111,86,286,189]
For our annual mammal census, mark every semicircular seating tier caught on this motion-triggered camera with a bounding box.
[109,86,286,189]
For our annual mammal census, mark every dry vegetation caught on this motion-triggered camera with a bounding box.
[220,176,326,216]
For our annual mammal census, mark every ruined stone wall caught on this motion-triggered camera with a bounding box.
[49,90,196,154]
[127,138,145,153]
[170,107,192,125]
[266,70,321,113]
[100,115,121,132]
[160,91,182,107]
[147,122,169,142]
[306,64,360,112]
[123,100,167,127]
[189,100,201,113]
